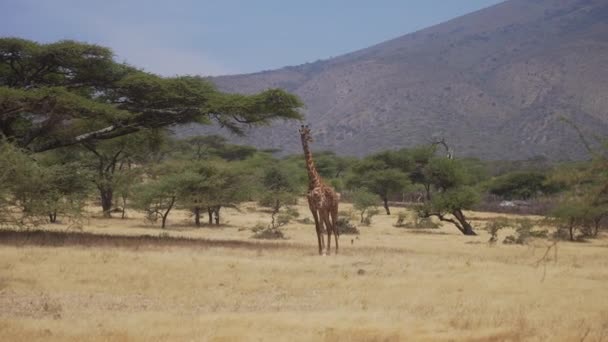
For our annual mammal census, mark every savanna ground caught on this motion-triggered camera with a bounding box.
[1,201,607,341]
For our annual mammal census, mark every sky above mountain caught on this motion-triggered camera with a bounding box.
[0,0,503,76]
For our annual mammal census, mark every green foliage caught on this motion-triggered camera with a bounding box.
[79,129,167,216]
[177,161,250,209]
[132,171,180,228]
[256,162,302,228]
[347,156,410,214]
[549,200,604,241]
[0,38,303,152]
[0,142,91,227]
[423,158,469,190]
[352,190,378,224]
[175,135,257,161]
[427,186,479,213]
[488,171,563,200]
[257,163,301,206]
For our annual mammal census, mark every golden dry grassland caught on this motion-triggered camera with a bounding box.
[1,202,607,341]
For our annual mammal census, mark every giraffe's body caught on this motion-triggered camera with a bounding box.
[299,125,340,255]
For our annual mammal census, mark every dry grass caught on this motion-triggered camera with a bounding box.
[1,201,608,341]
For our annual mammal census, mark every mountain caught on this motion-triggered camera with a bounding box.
[183,0,608,160]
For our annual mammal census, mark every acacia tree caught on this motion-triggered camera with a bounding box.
[80,129,166,217]
[176,161,250,226]
[39,162,92,223]
[174,135,257,161]
[0,142,47,226]
[257,163,301,229]
[0,143,90,226]
[132,162,182,229]
[409,145,444,201]
[352,190,379,224]
[417,158,479,235]
[347,155,410,215]
[0,38,302,152]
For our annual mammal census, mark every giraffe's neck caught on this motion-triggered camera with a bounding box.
[301,138,322,189]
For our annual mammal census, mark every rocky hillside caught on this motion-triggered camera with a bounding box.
[183,0,608,160]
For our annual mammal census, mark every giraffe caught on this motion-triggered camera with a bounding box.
[299,125,340,255]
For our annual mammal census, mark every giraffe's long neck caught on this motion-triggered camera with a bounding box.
[301,138,322,190]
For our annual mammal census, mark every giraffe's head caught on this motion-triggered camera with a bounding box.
[299,124,313,143]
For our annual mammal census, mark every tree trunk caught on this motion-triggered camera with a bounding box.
[161,197,176,229]
[208,207,213,225]
[382,197,391,215]
[121,195,127,219]
[424,184,432,201]
[48,211,57,223]
[569,222,575,241]
[100,189,113,218]
[214,206,221,225]
[593,216,603,237]
[452,209,476,236]
[271,200,280,228]
[193,207,201,227]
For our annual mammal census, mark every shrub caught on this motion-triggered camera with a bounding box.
[352,190,379,224]
[484,217,510,244]
[335,217,359,235]
[503,218,547,245]
[251,223,285,240]
[361,208,380,226]
[394,211,440,229]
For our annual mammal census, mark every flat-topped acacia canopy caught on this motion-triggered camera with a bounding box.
[0,38,303,152]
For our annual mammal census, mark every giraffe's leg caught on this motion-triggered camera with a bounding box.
[322,212,332,255]
[310,209,323,255]
[331,205,340,254]
[331,205,339,254]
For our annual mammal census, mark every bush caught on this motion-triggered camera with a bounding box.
[394,211,440,229]
[335,217,359,235]
[503,218,547,245]
[484,217,510,244]
[361,208,380,226]
[352,190,379,225]
[488,171,563,200]
[251,223,285,240]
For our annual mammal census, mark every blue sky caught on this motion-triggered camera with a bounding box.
[0,0,503,76]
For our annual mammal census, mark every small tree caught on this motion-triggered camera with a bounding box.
[419,186,478,235]
[347,161,410,215]
[41,162,92,223]
[0,143,48,226]
[484,218,510,244]
[133,171,180,229]
[0,143,90,227]
[503,218,548,244]
[417,158,479,235]
[177,161,251,226]
[257,164,300,229]
[352,190,379,225]
[549,200,601,241]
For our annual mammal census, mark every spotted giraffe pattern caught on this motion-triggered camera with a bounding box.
[299,125,340,255]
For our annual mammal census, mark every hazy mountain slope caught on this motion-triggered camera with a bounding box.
[184,0,608,159]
